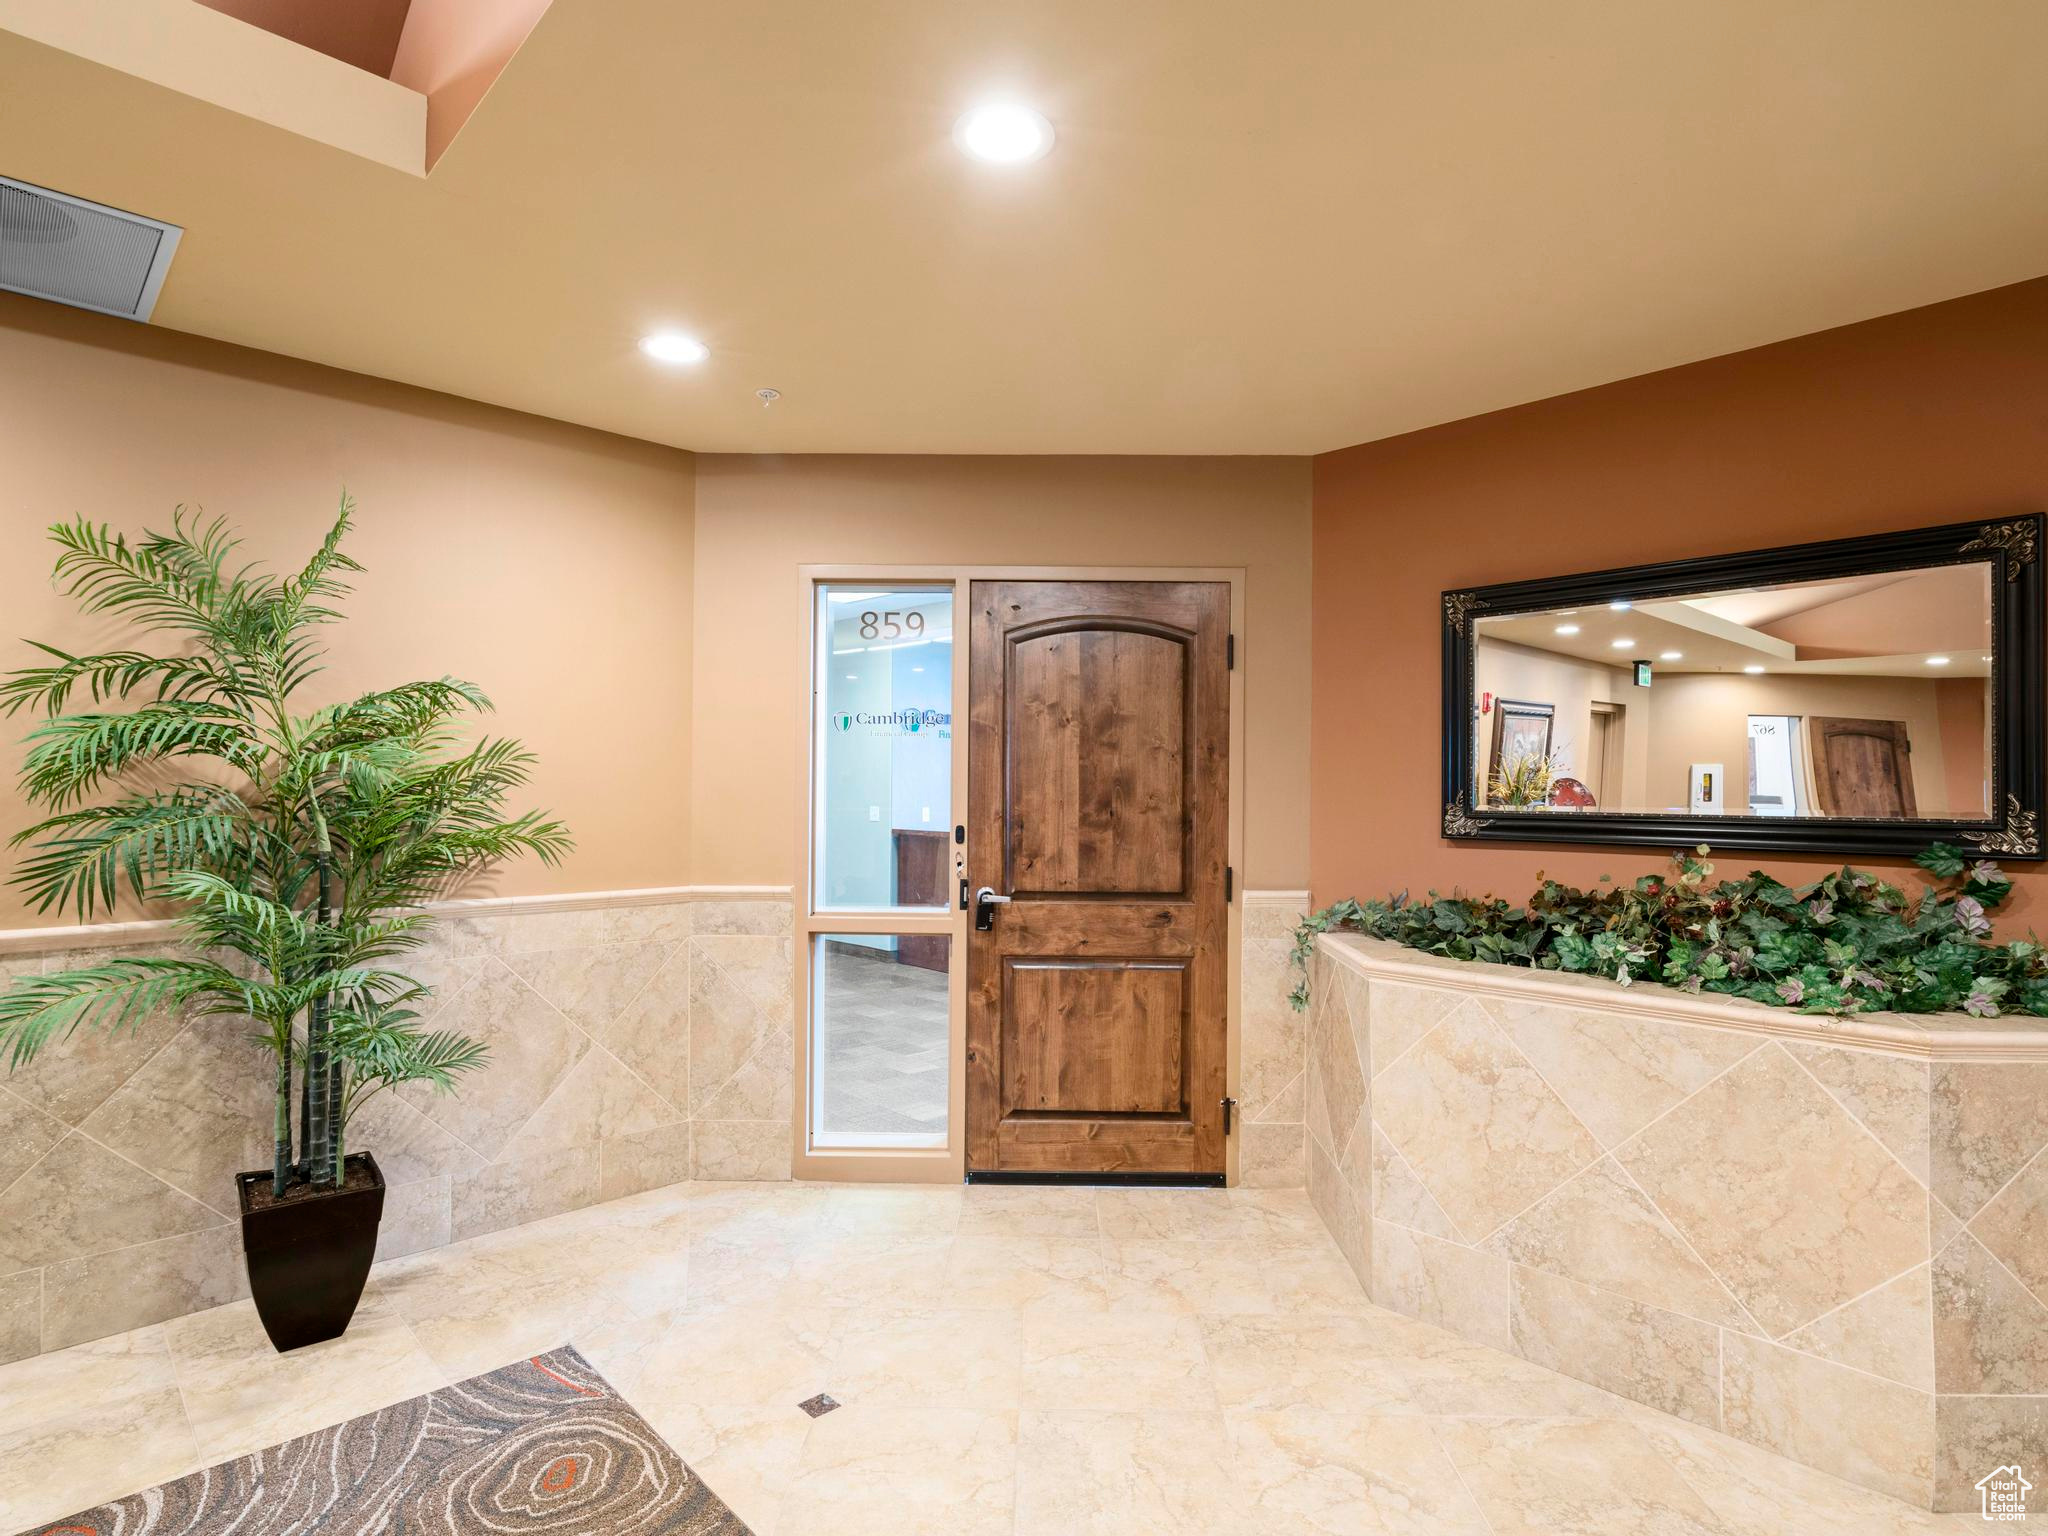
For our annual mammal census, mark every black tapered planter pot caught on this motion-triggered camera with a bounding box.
[237,1151,385,1352]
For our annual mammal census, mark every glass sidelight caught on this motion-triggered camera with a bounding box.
[809,933,951,1149]
[804,578,961,1166]
[812,586,955,911]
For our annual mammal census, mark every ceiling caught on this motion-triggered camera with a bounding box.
[1479,567,1995,679]
[3,1,2047,454]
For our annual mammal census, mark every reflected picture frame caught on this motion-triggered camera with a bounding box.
[1441,514,2046,859]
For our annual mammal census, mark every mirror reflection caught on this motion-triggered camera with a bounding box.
[1472,562,1994,820]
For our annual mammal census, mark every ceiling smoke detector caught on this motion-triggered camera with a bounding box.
[0,175,181,321]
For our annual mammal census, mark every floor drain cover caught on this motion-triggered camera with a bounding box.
[797,1393,840,1418]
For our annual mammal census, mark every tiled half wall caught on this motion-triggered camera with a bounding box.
[1238,892,1308,1189]
[0,890,793,1363]
[1308,933,2048,1514]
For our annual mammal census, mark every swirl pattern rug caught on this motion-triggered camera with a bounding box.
[24,1345,751,1535]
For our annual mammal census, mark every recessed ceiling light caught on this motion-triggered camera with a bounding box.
[1554,624,1580,635]
[954,103,1055,164]
[1611,638,1635,650]
[640,332,708,365]
[1609,600,1633,611]
[1743,664,1766,674]
[1660,651,1682,660]
[1927,655,1951,667]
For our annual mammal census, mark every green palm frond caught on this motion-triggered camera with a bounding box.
[0,957,223,1069]
[46,512,241,642]
[8,786,251,919]
[18,704,263,809]
[0,643,250,718]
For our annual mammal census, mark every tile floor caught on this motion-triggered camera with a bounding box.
[0,1181,2009,1534]
[815,941,950,1136]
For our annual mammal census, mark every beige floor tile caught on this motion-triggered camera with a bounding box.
[1259,1241,1374,1312]
[618,1401,811,1536]
[782,1234,956,1310]
[375,1245,592,1379]
[1228,1408,1492,1535]
[808,1182,963,1239]
[831,1305,1022,1407]
[779,1403,1017,1536]
[1200,1313,1414,1415]
[687,1229,803,1310]
[1228,1186,1336,1245]
[1102,1238,1277,1315]
[959,1183,1104,1238]
[1097,1186,1246,1240]
[1024,1308,1220,1412]
[628,1299,843,1408]
[1433,1415,1732,1535]
[0,1320,178,1421]
[0,1381,199,1534]
[1625,1407,1969,1535]
[165,1284,447,1463]
[944,1233,1106,1310]
[1016,1409,1247,1536]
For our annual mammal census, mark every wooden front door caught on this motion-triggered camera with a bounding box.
[1812,717,1918,819]
[965,580,1230,1177]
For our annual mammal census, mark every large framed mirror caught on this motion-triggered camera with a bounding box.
[1441,515,2045,858]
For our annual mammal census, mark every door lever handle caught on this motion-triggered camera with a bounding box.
[973,886,1012,931]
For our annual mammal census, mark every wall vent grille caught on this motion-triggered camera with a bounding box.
[0,176,181,321]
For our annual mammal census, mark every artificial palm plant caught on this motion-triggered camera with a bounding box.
[0,499,571,1198]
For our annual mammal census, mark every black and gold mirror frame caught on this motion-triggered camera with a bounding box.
[1441,514,2045,859]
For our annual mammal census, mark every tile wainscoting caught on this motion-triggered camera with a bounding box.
[1310,932,2048,1514]
[0,888,794,1364]
[1237,893,1308,1189]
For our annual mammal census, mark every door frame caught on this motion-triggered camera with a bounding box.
[791,564,1247,1185]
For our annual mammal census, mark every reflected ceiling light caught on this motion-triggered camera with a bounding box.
[1927,655,1951,666]
[1611,638,1635,649]
[1554,623,1580,635]
[1743,664,1766,674]
[640,332,708,365]
[953,103,1055,164]
[1660,651,1682,660]
[1609,600,1633,611]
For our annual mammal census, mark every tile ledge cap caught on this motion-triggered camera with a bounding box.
[1319,931,2048,1062]
[0,885,794,956]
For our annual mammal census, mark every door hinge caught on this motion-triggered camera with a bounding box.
[1221,1095,1237,1134]
[1227,633,1236,670]
[1225,866,1234,902]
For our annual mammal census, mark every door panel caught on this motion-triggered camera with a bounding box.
[968,579,1229,1177]
[1812,717,1916,819]
[1004,961,1187,1114]
[1009,628,1187,893]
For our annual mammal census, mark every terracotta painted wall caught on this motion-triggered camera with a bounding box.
[0,295,696,930]
[1311,276,2048,926]
[691,454,1314,890]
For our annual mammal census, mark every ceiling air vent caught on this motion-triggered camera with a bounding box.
[0,175,181,322]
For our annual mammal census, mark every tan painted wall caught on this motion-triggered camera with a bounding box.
[690,455,1314,889]
[0,296,696,930]
[1639,671,1976,816]
[1311,275,2048,926]
[1473,638,1651,808]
